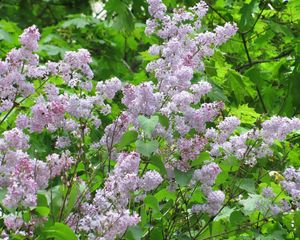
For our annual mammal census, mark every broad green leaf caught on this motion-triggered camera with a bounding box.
[23,211,30,223]
[229,104,260,125]
[269,21,294,38]
[135,140,159,157]
[237,178,256,193]
[138,115,159,138]
[230,210,247,225]
[214,207,235,221]
[226,70,256,104]
[215,171,229,185]
[0,188,7,202]
[156,113,170,129]
[191,152,211,167]
[150,155,167,175]
[125,226,143,240]
[116,130,138,148]
[35,206,50,217]
[39,44,66,56]
[144,195,162,219]
[294,212,300,237]
[105,0,134,32]
[155,189,176,202]
[0,29,11,41]
[62,16,90,28]
[174,168,194,187]
[239,0,259,31]
[45,223,77,240]
[65,184,79,217]
[149,227,163,240]
[239,194,263,215]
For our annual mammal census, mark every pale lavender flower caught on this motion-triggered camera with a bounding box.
[19,25,40,51]
[140,170,163,191]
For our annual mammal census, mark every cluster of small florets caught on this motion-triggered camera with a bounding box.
[68,152,162,239]
[256,186,291,216]
[261,117,300,144]
[281,167,300,207]
[122,82,163,117]
[192,163,225,215]
[145,0,237,94]
[0,25,39,112]
[0,25,126,235]
[175,136,207,171]
[0,139,73,210]
[100,0,236,172]
[208,116,300,166]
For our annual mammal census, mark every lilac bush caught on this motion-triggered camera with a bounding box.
[0,0,299,239]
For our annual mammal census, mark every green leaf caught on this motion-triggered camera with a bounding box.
[65,184,79,217]
[239,0,259,31]
[150,155,167,175]
[125,225,143,240]
[294,212,300,237]
[140,50,159,61]
[226,69,256,104]
[269,21,294,38]
[191,152,211,167]
[230,210,247,225]
[229,104,260,125]
[0,188,7,202]
[62,16,90,28]
[138,115,159,138]
[214,207,235,221]
[35,206,50,217]
[239,194,263,215]
[215,171,229,185]
[23,211,30,223]
[105,0,134,32]
[149,227,163,240]
[135,140,159,157]
[0,29,11,41]
[116,130,138,148]
[174,168,194,187]
[39,44,66,56]
[156,113,170,129]
[44,223,77,240]
[237,178,256,193]
[144,195,162,219]
[155,189,176,202]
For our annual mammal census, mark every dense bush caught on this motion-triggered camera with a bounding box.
[0,0,300,239]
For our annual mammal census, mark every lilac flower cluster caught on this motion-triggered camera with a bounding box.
[209,116,300,166]
[281,167,300,207]
[0,25,40,112]
[68,152,162,239]
[261,117,300,144]
[0,145,73,209]
[257,186,291,216]
[0,25,129,235]
[175,136,207,171]
[101,1,236,171]
[145,0,237,95]
[192,163,225,215]
[122,82,163,117]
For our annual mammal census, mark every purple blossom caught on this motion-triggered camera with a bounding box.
[193,162,221,187]
[19,25,40,51]
[140,170,163,191]
[262,187,275,198]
